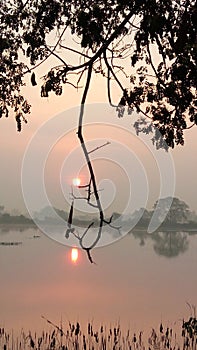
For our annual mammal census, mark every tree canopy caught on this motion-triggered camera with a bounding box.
[1,0,196,147]
[153,196,191,224]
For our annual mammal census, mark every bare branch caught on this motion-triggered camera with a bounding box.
[186,123,195,130]
[88,141,110,154]
[66,81,83,89]
[80,222,95,241]
[106,65,118,107]
[103,216,121,232]
[78,184,90,189]
[59,44,91,59]
[76,69,86,88]
[104,51,152,120]
[62,10,135,73]
[23,26,68,74]
[65,201,75,239]
[146,41,166,89]
[44,45,67,66]
[85,248,96,264]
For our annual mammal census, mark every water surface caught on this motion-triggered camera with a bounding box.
[0,227,197,338]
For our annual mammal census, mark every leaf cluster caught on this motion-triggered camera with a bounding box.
[0,0,196,145]
[117,0,196,147]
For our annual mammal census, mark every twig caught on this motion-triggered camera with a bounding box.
[60,44,91,59]
[104,51,152,120]
[45,45,67,65]
[23,26,68,74]
[80,222,95,241]
[85,248,96,264]
[146,40,166,88]
[88,141,110,154]
[41,315,65,336]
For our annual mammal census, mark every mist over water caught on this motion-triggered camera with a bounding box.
[0,227,196,339]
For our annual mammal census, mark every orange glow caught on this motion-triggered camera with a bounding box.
[72,178,81,186]
[71,248,79,263]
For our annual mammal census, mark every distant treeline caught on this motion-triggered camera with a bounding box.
[1,196,197,230]
[0,213,35,225]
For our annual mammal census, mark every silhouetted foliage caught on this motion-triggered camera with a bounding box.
[153,197,191,225]
[0,205,4,214]
[0,212,34,225]
[0,0,196,146]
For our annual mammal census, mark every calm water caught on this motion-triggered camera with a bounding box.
[0,227,197,339]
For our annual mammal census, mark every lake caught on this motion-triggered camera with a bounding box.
[0,227,197,343]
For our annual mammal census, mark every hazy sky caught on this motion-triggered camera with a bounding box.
[1,61,197,218]
[1,30,197,343]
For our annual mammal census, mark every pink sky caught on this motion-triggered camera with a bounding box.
[0,42,197,215]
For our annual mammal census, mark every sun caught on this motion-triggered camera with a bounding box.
[71,248,79,263]
[72,177,81,186]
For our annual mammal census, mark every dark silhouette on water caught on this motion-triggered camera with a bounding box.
[65,201,75,238]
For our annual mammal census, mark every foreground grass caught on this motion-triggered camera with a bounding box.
[0,317,197,350]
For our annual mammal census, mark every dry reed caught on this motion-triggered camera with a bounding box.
[0,318,196,350]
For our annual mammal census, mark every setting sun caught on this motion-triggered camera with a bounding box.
[72,178,81,186]
[71,248,79,263]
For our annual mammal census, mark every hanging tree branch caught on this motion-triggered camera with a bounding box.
[74,63,104,263]
[66,61,120,262]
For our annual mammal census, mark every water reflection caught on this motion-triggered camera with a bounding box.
[0,225,34,233]
[0,226,197,336]
[131,230,195,257]
[152,231,189,257]
[0,225,196,258]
